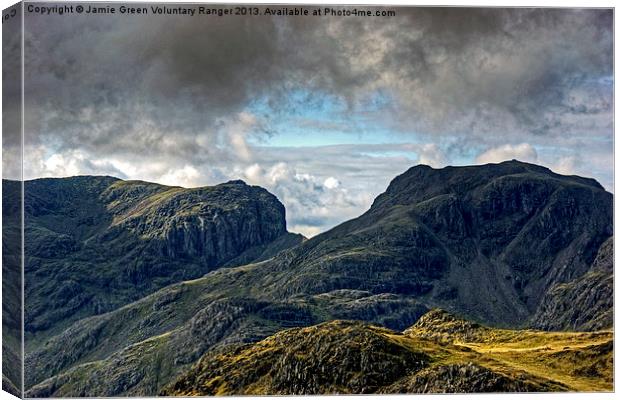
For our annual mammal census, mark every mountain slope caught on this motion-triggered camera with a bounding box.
[2,180,23,397]
[13,176,303,339]
[156,310,611,396]
[24,267,429,392]
[23,161,613,395]
[531,237,613,331]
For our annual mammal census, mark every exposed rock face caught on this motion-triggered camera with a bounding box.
[311,290,429,331]
[381,363,561,393]
[101,179,287,262]
[531,237,613,331]
[16,176,302,335]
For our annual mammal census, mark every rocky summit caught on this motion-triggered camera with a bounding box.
[14,161,613,396]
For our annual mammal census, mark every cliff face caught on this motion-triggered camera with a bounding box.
[100,179,287,262]
[531,237,613,331]
[18,176,302,335]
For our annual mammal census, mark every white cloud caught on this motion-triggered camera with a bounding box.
[551,156,579,176]
[243,163,264,183]
[237,158,378,237]
[43,152,83,177]
[159,166,201,187]
[417,143,448,167]
[475,143,538,165]
[222,112,259,163]
[290,225,324,239]
[267,162,291,185]
[323,177,340,189]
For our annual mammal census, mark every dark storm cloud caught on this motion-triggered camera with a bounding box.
[23,7,612,153]
[376,8,613,139]
[3,6,23,179]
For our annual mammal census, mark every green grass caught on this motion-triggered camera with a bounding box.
[400,309,613,392]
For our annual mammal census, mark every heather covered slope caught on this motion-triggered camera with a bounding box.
[14,176,303,338]
[159,310,612,396]
[23,161,613,396]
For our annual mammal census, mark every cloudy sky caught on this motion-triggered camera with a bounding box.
[7,6,613,237]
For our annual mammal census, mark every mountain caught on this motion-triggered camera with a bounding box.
[158,309,611,395]
[21,161,613,395]
[4,176,304,340]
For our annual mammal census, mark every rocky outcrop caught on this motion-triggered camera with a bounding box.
[160,321,431,396]
[101,180,288,263]
[382,363,564,393]
[404,309,490,342]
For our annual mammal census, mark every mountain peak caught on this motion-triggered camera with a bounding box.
[223,179,247,186]
[371,160,605,213]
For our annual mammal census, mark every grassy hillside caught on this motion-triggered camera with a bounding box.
[24,262,428,394]
[160,310,612,395]
[28,308,612,397]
